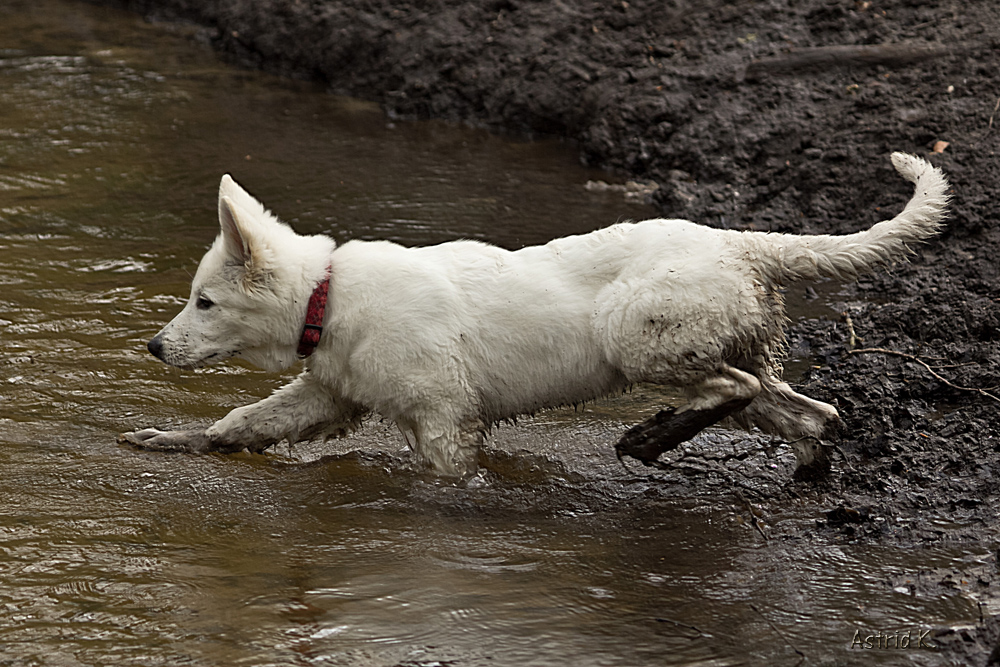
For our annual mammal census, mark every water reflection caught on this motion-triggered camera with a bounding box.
[0,1,983,666]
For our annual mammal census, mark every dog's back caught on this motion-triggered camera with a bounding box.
[322,151,949,433]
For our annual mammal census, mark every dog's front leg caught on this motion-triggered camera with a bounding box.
[118,427,221,453]
[207,374,356,453]
[121,373,361,455]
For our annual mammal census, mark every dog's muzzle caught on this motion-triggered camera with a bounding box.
[147,335,165,361]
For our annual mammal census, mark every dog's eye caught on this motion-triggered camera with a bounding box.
[196,295,215,310]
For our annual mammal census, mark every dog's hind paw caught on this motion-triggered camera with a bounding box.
[615,398,754,469]
[790,437,832,481]
[118,428,214,453]
[615,407,685,468]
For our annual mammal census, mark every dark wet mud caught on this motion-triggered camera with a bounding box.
[77,0,1000,662]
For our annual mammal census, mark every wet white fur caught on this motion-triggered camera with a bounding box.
[145,153,949,476]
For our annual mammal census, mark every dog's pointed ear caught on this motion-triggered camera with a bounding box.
[217,174,264,262]
[217,177,272,292]
[218,194,254,264]
[218,195,270,292]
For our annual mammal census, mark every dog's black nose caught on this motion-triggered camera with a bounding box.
[147,336,164,360]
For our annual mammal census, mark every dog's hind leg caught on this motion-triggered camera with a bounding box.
[616,366,761,468]
[402,415,484,479]
[730,380,840,478]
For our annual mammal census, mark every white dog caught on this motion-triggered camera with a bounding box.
[122,153,948,478]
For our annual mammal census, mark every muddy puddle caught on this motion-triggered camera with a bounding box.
[0,2,985,666]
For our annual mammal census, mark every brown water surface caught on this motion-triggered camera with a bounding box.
[0,2,984,666]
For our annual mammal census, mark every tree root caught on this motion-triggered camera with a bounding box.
[848,347,1000,404]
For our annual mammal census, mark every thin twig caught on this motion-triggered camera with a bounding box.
[734,489,769,541]
[930,362,979,370]
[841,311,858,349]
[676,447,757,464]
[848,347,1000,403]
[986,96,1000,138]
[750,604,806,666]
[909,18,940,31]
[834,444,857,471]
[655,617,708,638]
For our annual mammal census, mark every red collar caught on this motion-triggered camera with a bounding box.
[296,266,331,359]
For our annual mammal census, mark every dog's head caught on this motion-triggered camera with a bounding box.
[147,175,335,372]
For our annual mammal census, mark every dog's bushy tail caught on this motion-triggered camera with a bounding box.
[762,152,950,284]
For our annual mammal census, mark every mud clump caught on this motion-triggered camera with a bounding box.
[95,0,1000,660]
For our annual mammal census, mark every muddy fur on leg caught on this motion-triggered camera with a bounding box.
[788,417,842,480]
[791,438,832,481]
[616,397,753,468]
[725,380,842,478]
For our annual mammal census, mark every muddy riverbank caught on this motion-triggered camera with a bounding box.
[82,0,1000,662]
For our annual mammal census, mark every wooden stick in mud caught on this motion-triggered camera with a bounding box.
[744,43,962,79]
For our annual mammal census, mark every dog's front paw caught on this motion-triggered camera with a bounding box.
[118,428,214,453]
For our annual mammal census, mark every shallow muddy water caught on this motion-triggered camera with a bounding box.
[0,2,987,666]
